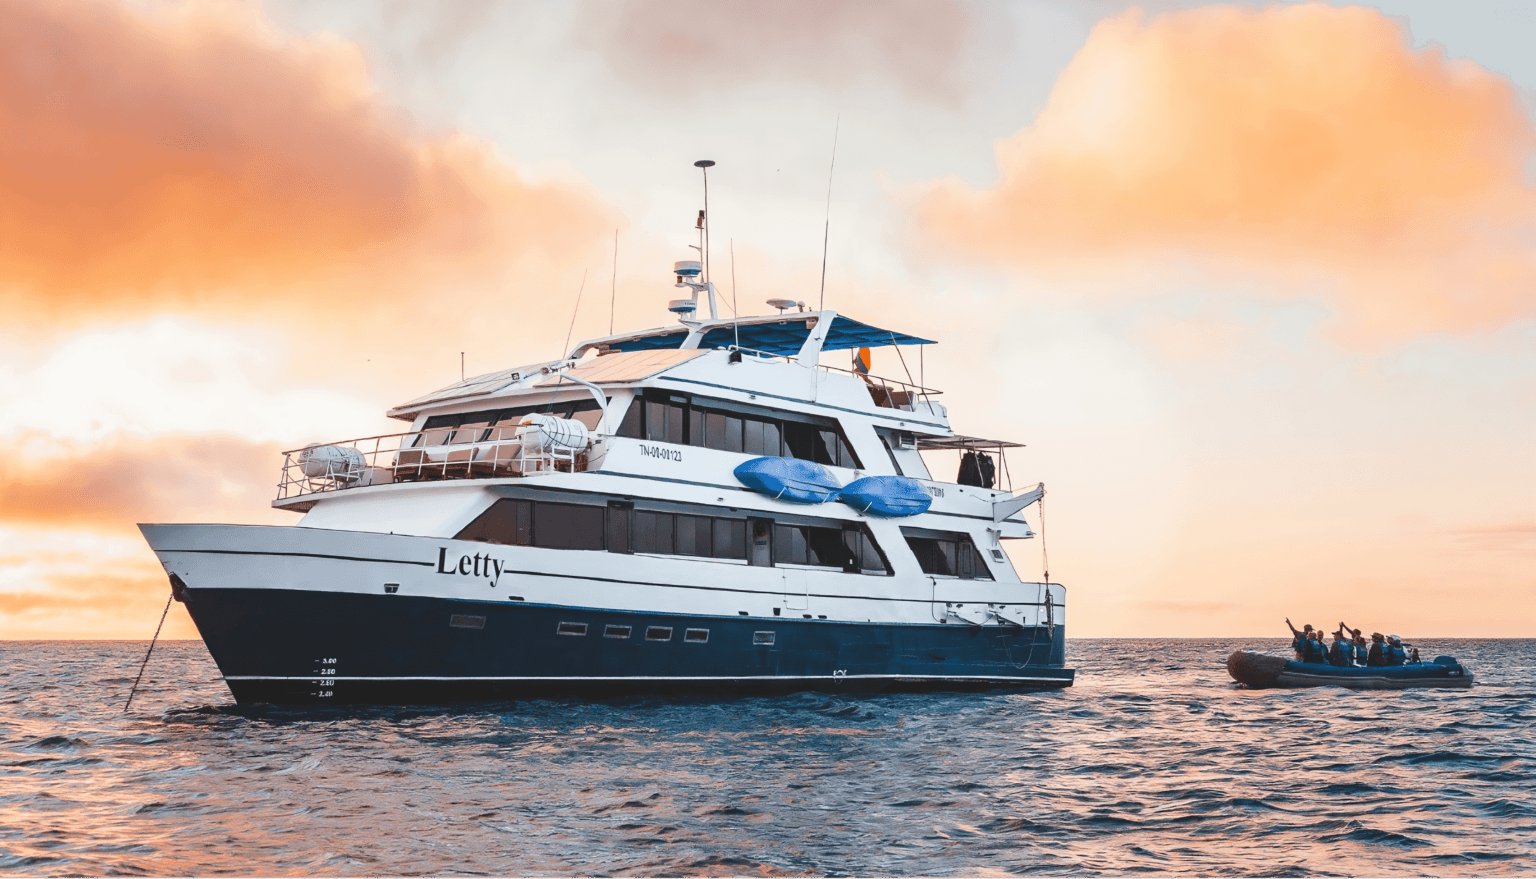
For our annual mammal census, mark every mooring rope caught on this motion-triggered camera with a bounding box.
[124,591,173,714]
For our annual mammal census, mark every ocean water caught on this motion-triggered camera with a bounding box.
[0,638,1532,877]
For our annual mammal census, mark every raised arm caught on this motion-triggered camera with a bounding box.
[1285,617,1301,637]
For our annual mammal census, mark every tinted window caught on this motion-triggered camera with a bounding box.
[713,518,746,561]
[617,397,643,438]
[534,502,605,551]
[773,524,808,566]
[457,499,531,546]
[606,502,631,554]
[904,532,992,579]
[806,526,855,570]
[907,536,954,575]
[674,514,713,558]
[633,510,673,555]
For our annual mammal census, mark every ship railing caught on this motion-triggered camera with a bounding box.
[727,345,942,412]
[274,429,590,503]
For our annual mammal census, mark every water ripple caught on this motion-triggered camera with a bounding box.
[0,639,1532,875]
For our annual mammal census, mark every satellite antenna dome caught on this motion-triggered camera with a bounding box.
[674,260,702,278]
[766,298,797,314]
[667,298,698,316]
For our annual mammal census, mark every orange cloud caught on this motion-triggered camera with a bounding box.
[0,0,608,320]
[577,0,973,102]
[0,433,280,528]
[919,3,1536,340]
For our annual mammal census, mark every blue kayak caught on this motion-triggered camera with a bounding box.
[733,456,842,504]
[1227,650,1473,690]
[837,475,933,517]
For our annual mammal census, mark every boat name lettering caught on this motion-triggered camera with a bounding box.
[926,486,945,498]
[435,546,505,586]
[638,444,683,462]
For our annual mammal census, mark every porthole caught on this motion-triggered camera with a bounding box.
[645,626,673,642]
[684,628,709,643]
[557,621,588,636]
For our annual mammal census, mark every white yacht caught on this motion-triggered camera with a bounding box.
[140,186,1073,705]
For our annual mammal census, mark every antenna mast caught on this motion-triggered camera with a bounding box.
[608,228,618,335]
[818,113,840,311]
[671,160,719,320]
[695,159,714,285]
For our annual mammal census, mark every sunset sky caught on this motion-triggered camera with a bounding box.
[2,0,1532,640]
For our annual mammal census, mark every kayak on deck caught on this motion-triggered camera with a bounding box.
[1227,650,1473,690]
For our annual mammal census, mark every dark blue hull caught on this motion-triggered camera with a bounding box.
[180,587,1074,704]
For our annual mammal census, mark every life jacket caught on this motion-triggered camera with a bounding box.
[1353,642,1369,665]
[1305,639,1329,663]
[1292,633,1307,657]
[1387,643,1407,665]
[1367,642,1386,666]
[1329,641,1351,666]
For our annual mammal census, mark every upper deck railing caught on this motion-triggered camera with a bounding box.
[274,428,588,506]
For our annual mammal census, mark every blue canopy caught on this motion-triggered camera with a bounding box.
[606,315,934,357]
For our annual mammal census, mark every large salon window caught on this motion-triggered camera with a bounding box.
[456,498,885,575]
[456,498,604,551]
[902,530,994,580]
[632,509,746,561]
[614,390,859,467]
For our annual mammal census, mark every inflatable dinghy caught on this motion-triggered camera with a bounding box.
[1227,650,1472,690]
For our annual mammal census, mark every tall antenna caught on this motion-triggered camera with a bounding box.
[818,113,840,311]
[561,268,589,359]
[608,228,618,335]
[694,160,714,284]
[730,238,740,350]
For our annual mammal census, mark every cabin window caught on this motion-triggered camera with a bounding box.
[902,530,994,580]
[633,509,675,555]
[531,502,606,551]
[557,621,588,636]
[605,502,632,554]
[645,626,672,641]
[604,624,632,639]
[713,518,747,560]
[769,521,888,574]
[753,631,776,646]
[684,628,709,643]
